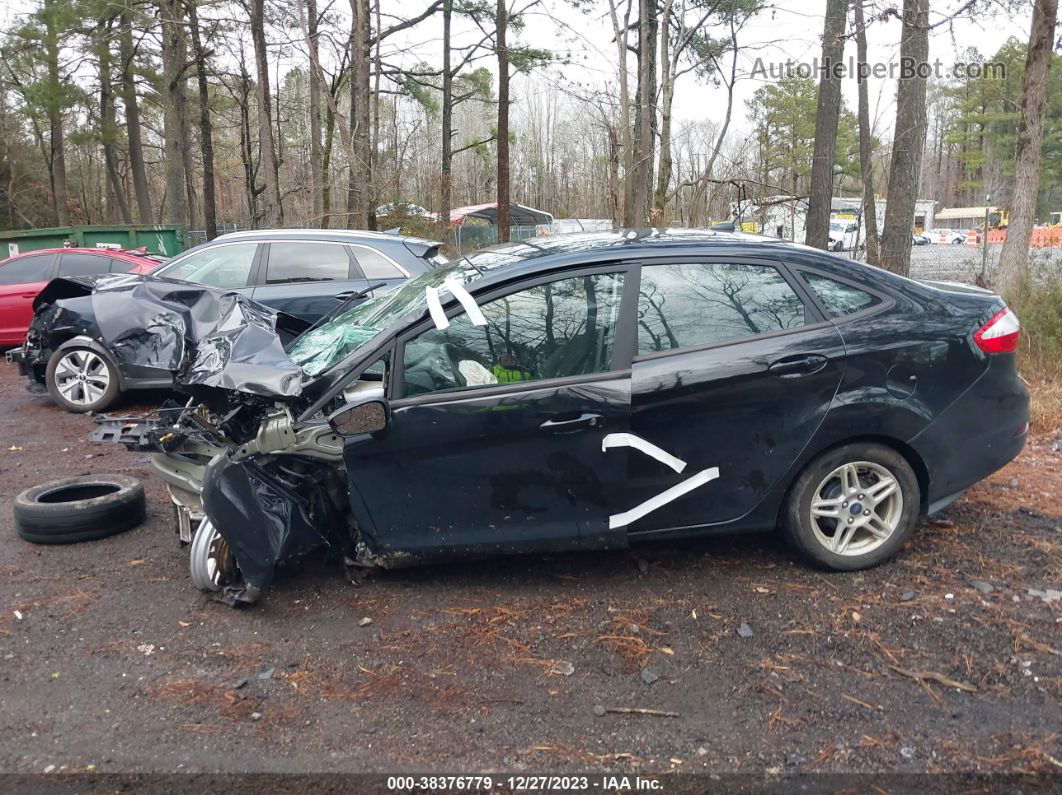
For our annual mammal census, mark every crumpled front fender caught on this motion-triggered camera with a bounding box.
[200,452,343,604]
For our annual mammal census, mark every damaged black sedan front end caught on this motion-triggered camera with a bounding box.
[90,266,463,604]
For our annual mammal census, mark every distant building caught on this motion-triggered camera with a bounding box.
[731,196,937,241]
[934,206,1000,230]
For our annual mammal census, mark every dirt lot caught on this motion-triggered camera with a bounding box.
[0,361,1059,777]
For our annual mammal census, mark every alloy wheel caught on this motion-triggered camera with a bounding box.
[189,519,239,592]
[52,350,111,407]
[808,460,904,556]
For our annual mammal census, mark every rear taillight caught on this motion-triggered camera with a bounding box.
[973,306,1021,354]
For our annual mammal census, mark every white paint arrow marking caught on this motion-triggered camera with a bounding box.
[601,432,720,529]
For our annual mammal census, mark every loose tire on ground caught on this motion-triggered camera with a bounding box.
[14,475,145,544]
[46,345,120,413]
[782,443,920,571]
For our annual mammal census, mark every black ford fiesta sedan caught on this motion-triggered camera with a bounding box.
[108,229,1028,604]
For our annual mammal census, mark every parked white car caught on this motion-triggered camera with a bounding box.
[828,220,859,252]
[925,228,969,245]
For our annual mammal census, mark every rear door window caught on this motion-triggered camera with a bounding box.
[265,242,354,284]
[803,273,881,317]
[58,252,112,277]
[0,253,55,284]
[636,262,807,355]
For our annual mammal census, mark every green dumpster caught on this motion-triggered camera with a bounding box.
[0,225,185,259]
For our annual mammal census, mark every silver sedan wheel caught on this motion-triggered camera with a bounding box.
[189,519,238,592]
[809,461,903,556]
[52,349,111,407]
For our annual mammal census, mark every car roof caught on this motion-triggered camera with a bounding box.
[213,228,440,248]
[453,228,869,286]
[2,247,153,262]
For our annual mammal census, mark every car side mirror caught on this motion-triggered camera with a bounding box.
[328,393,390,437]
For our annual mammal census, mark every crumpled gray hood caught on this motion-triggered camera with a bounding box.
[34,274,311,398]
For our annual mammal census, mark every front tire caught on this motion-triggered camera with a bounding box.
[46,346,120,413]
[782,443,920,571]
[189,519,241,592]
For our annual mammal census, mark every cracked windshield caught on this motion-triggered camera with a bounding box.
[287,239,610,376]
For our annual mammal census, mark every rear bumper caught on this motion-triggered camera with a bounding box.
[909,356,1029,506]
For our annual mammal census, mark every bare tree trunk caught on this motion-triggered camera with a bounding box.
[159,0,188,227]
[298,0,356,229]
[651,0,674,225]
[880,0,928,276]
[119,11,153,224]
[689,19,739,227]
[607,0,632,227]
[496,0,510,242]
[186,0,217,240]
[627,0,656,226]
[97,19,132,224]
[440,0,453,237]
[308,0,324,226]
[250,0,282,226]
[607,123,621,230]
[344,0,371,229]
[805,0,847,250]
[236,47,259,224]
[854,0,880,265]
[997,0,1057,298]
[43,0,69,225]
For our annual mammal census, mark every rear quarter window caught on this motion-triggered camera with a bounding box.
[354,247,405,279]
[803,273,882,317]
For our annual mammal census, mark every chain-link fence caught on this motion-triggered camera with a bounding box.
[838,241,1062,285]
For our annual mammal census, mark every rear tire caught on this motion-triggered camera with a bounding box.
[782,443,920,571]
[46,345,120,413]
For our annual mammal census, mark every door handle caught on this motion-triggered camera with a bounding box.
[539,413,602,433]
[768,354,829,377]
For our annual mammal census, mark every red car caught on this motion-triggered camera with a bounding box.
[0,247,162,346]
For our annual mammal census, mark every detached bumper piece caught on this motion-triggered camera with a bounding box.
[89,416,163,451]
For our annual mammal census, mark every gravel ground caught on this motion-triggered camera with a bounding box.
[0,361,1059,778]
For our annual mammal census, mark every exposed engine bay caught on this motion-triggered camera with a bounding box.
[93,387,368,605]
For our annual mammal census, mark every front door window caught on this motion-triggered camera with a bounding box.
[401,272,626,397]
[159,243,258,289]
